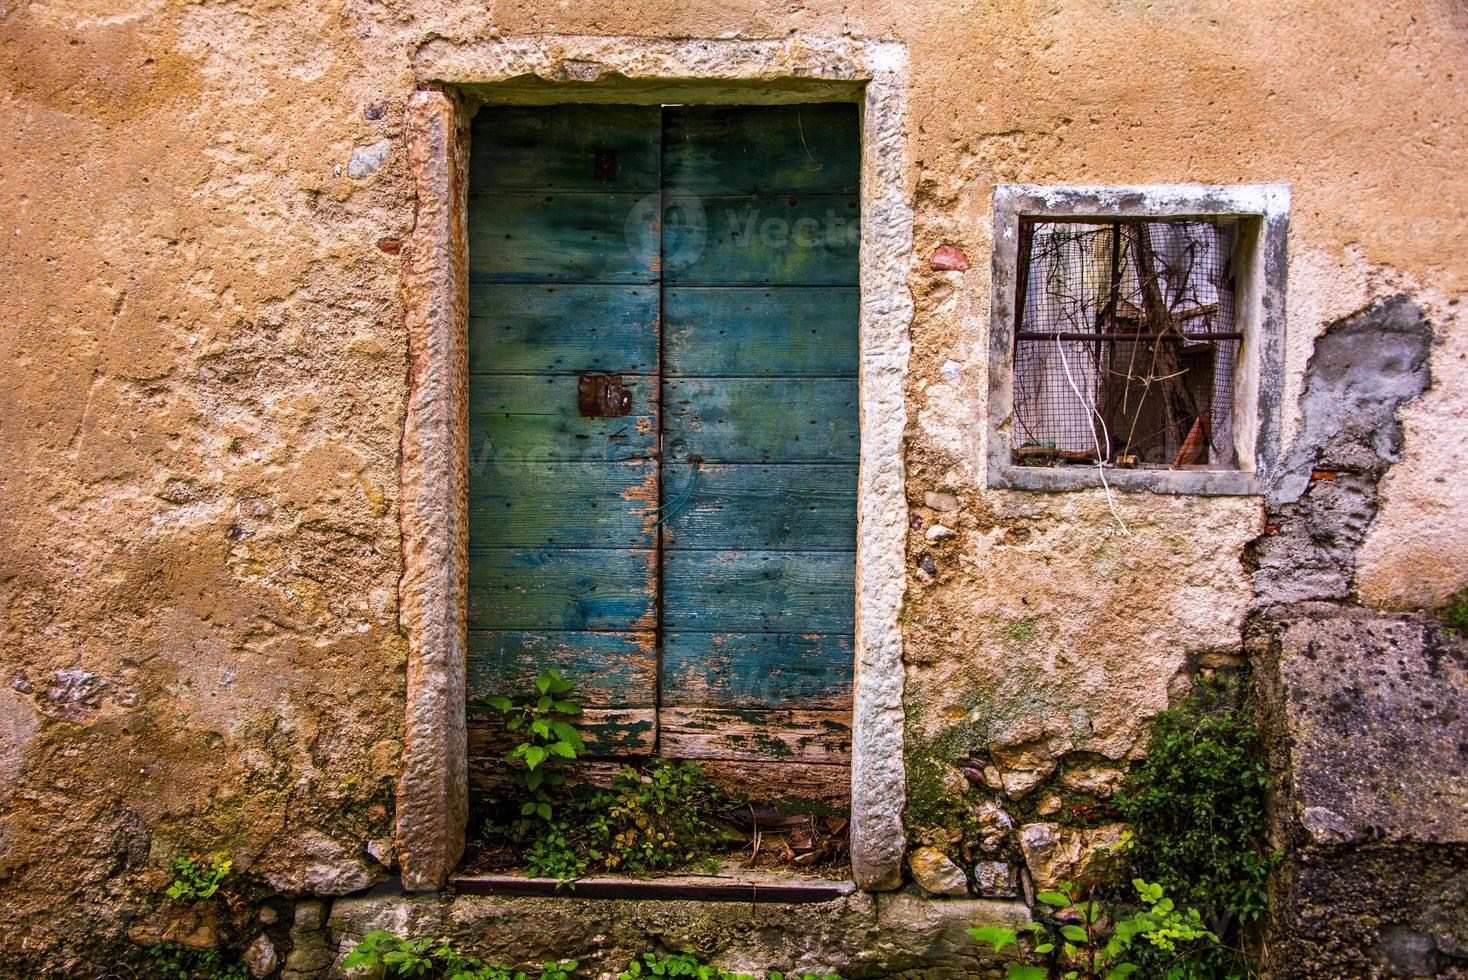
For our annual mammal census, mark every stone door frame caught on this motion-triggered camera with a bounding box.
[395,35,914,892]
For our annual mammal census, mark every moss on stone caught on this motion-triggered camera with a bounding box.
[1004,618,1039,646]
[1440,585,1468,633]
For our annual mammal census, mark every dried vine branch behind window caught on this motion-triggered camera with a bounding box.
[1011,217,1241,469]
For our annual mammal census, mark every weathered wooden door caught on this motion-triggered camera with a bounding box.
[467,103,859,807]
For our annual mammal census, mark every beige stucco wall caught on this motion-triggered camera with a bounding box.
[1,0,1465,962]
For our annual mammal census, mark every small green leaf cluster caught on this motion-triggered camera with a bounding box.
[481,671,738,882]
[165,855,233,902]
[148,942,249,980]
[580,759,735,875]
[522,820,589,882]
[344,930,577,980]
[968,878,1215,980]
[485,669,585,823]
[516,758,738,881]
[1440,585,1468,633]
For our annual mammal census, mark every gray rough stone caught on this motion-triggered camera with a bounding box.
[328,886,1032,980]
[971,800,1014,853]
[244,934,278,978]
[972,861,1021,899]
[1246,296,1466,978]
[998,764,1052,800]
[1262,842,1468,979]
[365,838,396,869]
[908,846,969,897]
[284,929,336,978]
[347,139,391,178]
[1254,607,1468,977]
[923,490,961,512]
[294,898,327,931]
[1058,764,1126,798]
[925,523,954,542]
[1249,296,1433,608]
[1017,822,1125,892]
[1258,610,1467,846]
[262,832,385,896]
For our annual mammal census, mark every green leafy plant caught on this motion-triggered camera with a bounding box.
[165,855,233,902]
[581,759,735,875]
[969,878,1215,980]
[148,942,248,980]
[1111,680,1276,970]
[478,670,739,883]
[512,758,738,882]
[1440,585,1468,633]
[522,818,588,882]
[344,929,577,980]
[485,669,585,823]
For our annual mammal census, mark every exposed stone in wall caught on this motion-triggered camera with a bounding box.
[1248,295,1435,608]
[1253,609,1468,977]
[1246,297,1468,977]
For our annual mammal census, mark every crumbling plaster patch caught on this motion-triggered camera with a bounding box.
[1245,296,1464,977]
[1278,245,1468,607]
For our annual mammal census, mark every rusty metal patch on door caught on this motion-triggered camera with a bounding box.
[578,373,633,418]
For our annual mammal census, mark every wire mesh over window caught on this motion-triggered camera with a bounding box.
[1011,218,1242,470]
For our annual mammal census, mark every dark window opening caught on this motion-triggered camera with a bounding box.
[1011,217,1241,470]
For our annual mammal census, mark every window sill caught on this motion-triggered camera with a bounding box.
[988,463,1260,496]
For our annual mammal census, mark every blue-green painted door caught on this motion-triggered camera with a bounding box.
[467,103,859,805]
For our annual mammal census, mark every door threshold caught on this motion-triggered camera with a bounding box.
[451,867,856,903]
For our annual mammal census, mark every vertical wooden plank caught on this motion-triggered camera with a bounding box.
[468,105,662,770]
[658,106,859,801]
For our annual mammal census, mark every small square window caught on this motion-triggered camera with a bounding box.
[988,186,1289,495]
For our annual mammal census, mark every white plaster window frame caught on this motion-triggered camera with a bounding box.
[396,36,914,892]
[987,184,1290,496]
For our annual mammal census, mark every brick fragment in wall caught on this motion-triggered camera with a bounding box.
[973,861,1022,898]
[929,244,970,271]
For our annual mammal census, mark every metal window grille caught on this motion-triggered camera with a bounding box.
[1011,217,1241,469]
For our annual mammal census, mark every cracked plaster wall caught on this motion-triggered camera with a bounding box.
[1,0,1466,973]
